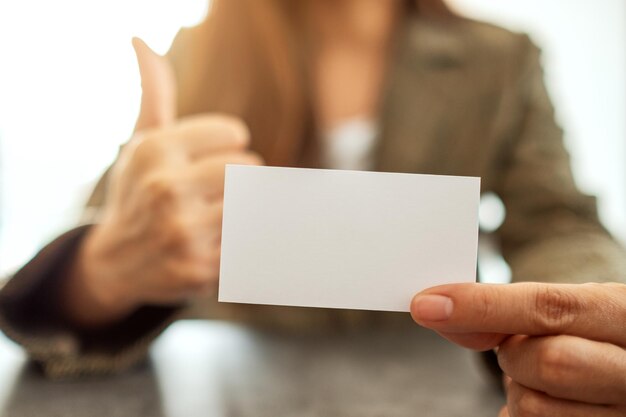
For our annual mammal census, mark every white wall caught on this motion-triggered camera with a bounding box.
[0,0,208,274]
[449,0,626,243]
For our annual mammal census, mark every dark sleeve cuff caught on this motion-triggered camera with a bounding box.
[0,226,180,377]
[0,226,92,332]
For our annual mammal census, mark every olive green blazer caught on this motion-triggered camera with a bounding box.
[1,16,625,377]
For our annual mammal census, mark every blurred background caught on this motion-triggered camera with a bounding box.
[0,0,624,276]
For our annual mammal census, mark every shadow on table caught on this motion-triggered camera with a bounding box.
[150,321,505,417]
[1,361,165,417]
[1,321,505,417]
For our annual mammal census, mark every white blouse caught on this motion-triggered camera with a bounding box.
[320,118,379,171]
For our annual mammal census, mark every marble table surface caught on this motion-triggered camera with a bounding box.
[0,320,504,417]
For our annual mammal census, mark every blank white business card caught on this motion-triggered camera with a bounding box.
[219,165,480,312]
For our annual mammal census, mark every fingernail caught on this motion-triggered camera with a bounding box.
[412,295,454,322]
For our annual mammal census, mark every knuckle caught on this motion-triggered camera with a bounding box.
[211,114,250,142]
[163,258,204,284]
[175,243,220,288]
[185,276,212,291]
[495,339,515,373]
[131,132,165,164]
[534,338,574,387]
[140,174,179,208]
[181,273,207,290]
[472,286,497,327]
[195,113,250,146]
[163,258,185,279]
[512,387,543,417]
[169,224,192,248]
[183,260,218,290]
[531,286,581,333]
[155,218,192,251]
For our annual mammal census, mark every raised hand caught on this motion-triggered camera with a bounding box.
[63,38,262,326]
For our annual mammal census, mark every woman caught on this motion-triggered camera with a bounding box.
[1,0,625,415]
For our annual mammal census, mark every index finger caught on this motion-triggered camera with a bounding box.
[165,114,250,159]
[410,282,626,346]
[133,114,250,166]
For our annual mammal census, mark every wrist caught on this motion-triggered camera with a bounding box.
[62,225,138,328]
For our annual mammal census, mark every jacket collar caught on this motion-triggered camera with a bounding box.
[375,16,471,174]
[402,16,468,70]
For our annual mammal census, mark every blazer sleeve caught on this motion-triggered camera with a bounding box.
[0,163,182,378]
[0,205,182,379]
[493,36,626,285]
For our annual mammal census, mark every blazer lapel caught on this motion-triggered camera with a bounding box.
[376,17,472,175]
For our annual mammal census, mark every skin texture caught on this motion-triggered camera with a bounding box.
[61,39,263,326]
[307,0,400,130]
[411,282,626,416]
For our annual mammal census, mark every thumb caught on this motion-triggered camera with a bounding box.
[132,37,177,131]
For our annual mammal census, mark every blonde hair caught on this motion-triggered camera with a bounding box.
[167,0,455,166]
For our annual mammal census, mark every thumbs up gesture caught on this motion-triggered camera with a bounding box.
[63,39,263,326]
